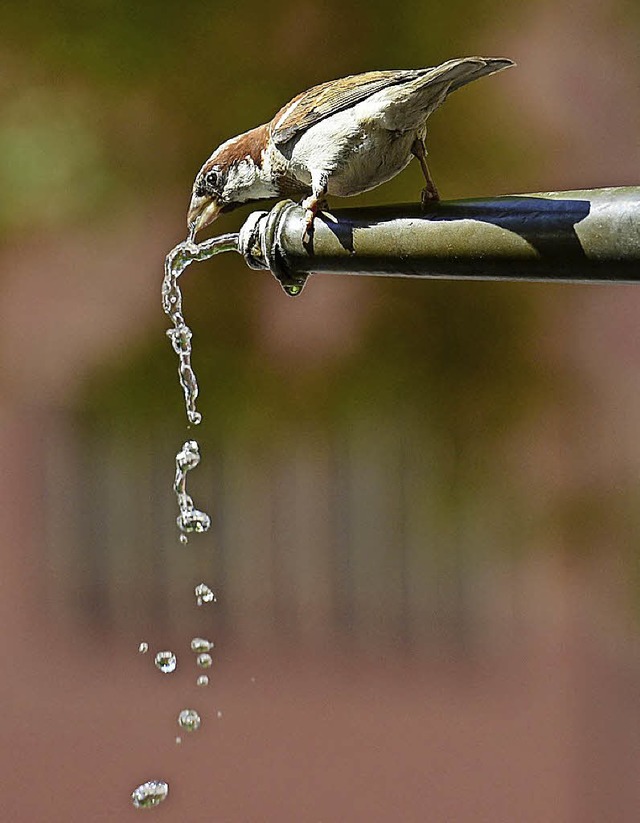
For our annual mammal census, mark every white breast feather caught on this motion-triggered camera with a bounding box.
[225,158,279,202]
[280,97,423,197]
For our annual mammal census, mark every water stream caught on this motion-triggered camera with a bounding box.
[132,231,238,809]
[174,439,211,540]
[162,232,238,543]
[162,233,238,426]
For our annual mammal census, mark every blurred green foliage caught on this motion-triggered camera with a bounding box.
[0,0,526,213]
[3,0,639,577]
[1,0,561,504]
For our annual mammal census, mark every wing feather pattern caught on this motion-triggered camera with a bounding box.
[269,58,514,146]
[270,69,422,145]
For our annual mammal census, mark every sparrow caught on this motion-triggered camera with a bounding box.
[187,56,514,239]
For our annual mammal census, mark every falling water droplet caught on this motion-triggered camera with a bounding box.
[217,710,223,719]
[175,736,182,745]
[131,780,169,809]
[197,653,213,669]
[178,708,201,732]
[196,675,209,687]
[190,637,214,653]
[176,440,200,471]
[174,441,211,537]
[177,509,211,534]
[195,583,216,606]
[179,533,188,545]
[154,651,177,673]
[138,642,149,654]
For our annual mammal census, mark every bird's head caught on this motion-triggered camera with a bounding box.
[188,163,228,235]
[187,124,275,237]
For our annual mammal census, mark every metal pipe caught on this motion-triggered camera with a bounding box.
[236,186,640,295]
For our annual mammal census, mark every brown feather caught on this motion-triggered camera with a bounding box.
[205,123,269,170]
[270,69,421,145]
[269,59,514,146]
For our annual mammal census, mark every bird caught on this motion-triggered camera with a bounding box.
[187,56,514,240]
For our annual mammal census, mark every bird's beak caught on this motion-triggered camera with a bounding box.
[187,193,222,236]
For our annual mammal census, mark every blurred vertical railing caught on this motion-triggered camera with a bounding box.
[39,412,528,655]
[40,187,640,647]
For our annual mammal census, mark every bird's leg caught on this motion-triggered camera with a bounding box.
[301,171,329,238]
[411,138,439,207]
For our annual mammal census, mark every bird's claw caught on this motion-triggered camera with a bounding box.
[420,184,440,209]
[303,208,316,240]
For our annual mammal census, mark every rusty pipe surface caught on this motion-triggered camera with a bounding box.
[235,186,640,295]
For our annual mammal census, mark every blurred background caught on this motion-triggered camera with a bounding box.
[1,0,640,820]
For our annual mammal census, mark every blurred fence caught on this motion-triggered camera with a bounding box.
[38,408,532,656]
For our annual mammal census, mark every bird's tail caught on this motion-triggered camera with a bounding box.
[427,56,515,94]
[379,56,514,129]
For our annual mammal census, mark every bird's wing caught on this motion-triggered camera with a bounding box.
[270,69,423,145]
[270,59,514,146]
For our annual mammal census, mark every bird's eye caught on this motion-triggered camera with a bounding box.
[204,169,221,191]
[194,166,223,199]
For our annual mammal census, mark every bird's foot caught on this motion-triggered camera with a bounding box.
[420,183,440,209]
[301,195,328,242]
[303,207,316,242]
